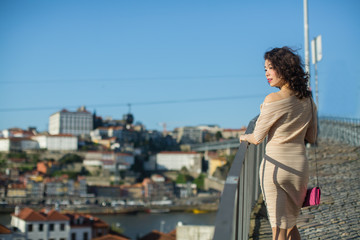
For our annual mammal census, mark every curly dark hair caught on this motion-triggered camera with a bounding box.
[264,46,312,99]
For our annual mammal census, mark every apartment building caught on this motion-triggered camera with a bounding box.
[32,134,78,151]
[49,107,93,136]
[0,130,77,152]
[83,152,134,173]
[148,151,202,173]
[173,126,203,144]
[142,175,175,200]
[11,207,70,240]
[221,127,246,139]
[0,138,39,152]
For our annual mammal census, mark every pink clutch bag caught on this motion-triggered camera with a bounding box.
[302,100,321,208]
[302,187,321,207]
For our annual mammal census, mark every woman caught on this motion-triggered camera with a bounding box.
[239,47,317,240]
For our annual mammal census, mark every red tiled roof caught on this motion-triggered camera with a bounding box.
[97,126,123,130]
[138,230,176,240]
[8,158,26,163]
[86,151,132,156]
[93,222,110,228]
[14,208,70,222]
[65,213,109,228]
[48,134,75,137]
[223,127,246,132]
[8,184,26,189]
[4,137,35,142]
[159,151,197,155]
[168,229,176,237]
[45,210,70,221]
[13,207,47,221]
[0,224,11,234]
[92,234,130,240]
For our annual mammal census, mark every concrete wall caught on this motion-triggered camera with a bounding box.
[204,177,224,192]
[176,225,214,240]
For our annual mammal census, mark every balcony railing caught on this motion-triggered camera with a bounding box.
[319,116,360,146]
[213,116,266,240]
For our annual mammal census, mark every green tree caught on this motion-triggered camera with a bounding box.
[215,131,223,141]
[58,154,83,165]
[0,158,7,172]
[7,152,27,159]
[193,173,206,190]
[176,173,194,184]
[29,154,40,164]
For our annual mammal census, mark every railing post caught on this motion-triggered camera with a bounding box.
[213,115,268,240]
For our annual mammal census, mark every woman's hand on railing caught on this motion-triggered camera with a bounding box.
[239,133,259,145]
[239,134,247,143]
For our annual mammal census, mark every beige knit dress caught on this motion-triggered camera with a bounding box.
[253,95,317,229]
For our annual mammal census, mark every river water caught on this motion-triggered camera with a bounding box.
[0,211,217,239]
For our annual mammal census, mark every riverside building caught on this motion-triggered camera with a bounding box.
[10,207,109,240]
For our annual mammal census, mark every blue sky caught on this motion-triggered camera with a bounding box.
[1,0,359,132]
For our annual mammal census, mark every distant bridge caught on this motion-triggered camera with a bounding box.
[191,139,240,152]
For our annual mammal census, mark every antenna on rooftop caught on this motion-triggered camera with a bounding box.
[124,103,134,128]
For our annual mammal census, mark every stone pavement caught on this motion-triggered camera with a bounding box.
[250,141,360,240]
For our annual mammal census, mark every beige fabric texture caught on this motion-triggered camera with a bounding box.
[253,95,317,229]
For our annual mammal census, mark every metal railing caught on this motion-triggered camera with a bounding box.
[213,116,266,240]
[212,115,360,239]
[319,116,360,146]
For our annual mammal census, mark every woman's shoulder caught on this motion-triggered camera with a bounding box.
[263,92,297,106]
[264,92,285,103]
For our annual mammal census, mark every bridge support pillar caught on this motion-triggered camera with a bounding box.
[226,147,231,156]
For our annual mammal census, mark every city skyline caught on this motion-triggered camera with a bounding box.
[1,0,359,132]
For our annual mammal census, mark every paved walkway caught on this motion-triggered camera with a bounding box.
[251,141,360,239]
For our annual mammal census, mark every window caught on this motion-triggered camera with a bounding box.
[97,229,103,237]
[28,224,33,232]
[39,224,43,232]
[60,223,65,231]
[49,223,54,231]
[71,233,76,240]
[83,232,88,240]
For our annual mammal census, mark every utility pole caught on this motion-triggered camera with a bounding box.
[311,35,322,108]
[304,0,310,76]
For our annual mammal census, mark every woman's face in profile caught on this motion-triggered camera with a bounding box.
[264,59,283,88]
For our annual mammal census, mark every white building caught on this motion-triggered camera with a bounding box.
[10,207,109,240]
[49,106,93,136]
[0,138,39,152]
[90,126,124,140]
[32,134,78,151]
[222,127,246,139]
[11,207,70,240]
[196,124,222,133]
[177,225,214,240]
[1,128,36,138]
[0,224,25,240]
[0,138,11,152]
[150,151,202,173]
[83,152,134,172]
[174,127,203,144]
